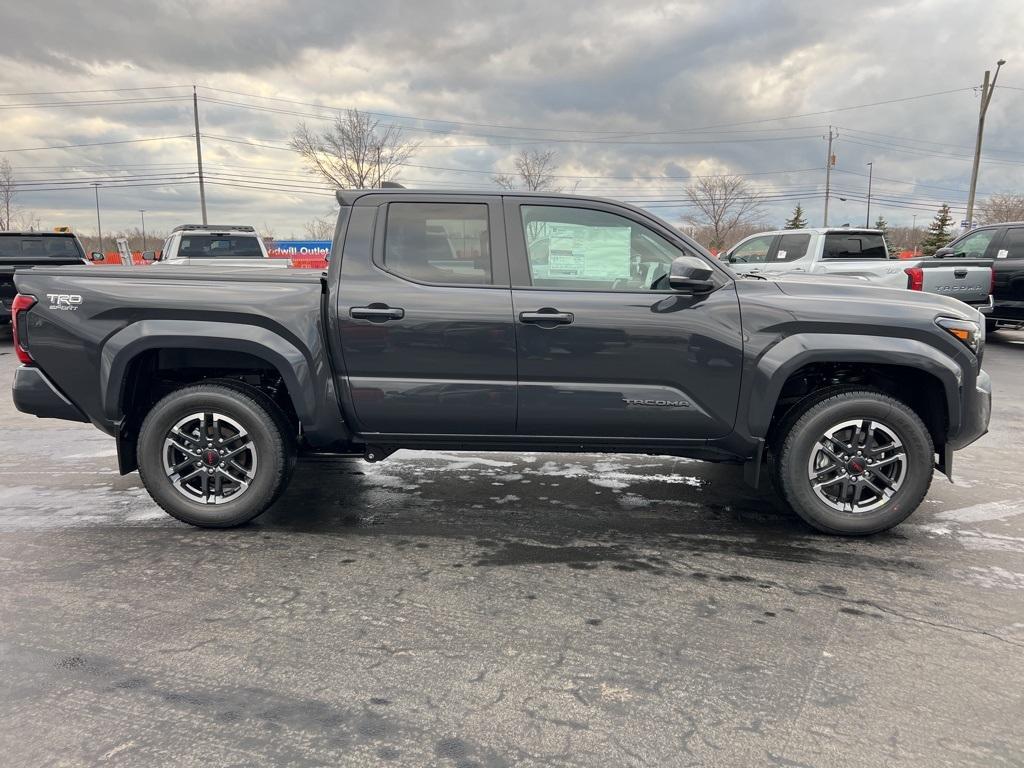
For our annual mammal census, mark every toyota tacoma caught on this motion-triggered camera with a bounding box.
[10,190,991,535]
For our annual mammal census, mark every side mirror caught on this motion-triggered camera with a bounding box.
[933,247,955,258]
[669,256,716,292]
[88,252,104,262]
[141,250,157,262]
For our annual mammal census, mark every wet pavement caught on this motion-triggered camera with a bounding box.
[1,331,1022,767]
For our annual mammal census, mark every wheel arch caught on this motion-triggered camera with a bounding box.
[102,320,348,473]
[748,334,962,448]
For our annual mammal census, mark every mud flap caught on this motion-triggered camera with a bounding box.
[743,439,765,489]
[936,445,953,483]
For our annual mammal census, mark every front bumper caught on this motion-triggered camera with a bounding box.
[949,368,991,451]
[12,365,89,423]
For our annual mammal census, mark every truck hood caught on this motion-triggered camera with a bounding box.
[771,275,981,322]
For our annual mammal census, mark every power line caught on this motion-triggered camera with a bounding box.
[0,135,194,153]
[0,84,191,97]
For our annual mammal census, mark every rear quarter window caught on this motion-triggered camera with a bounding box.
[823,233,887,260]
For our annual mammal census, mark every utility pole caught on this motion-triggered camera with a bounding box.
[92,183,103,255]
[192,85,208,224]
[823,126,837,226]
[912,214,918,255]
[139,209,147,250]
[965,59,1006,228]
[865,162,873,227]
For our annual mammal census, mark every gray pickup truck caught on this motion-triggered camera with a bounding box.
[724,228,993,310]
[10,190,991,535]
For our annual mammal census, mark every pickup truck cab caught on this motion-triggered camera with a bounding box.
[10,190,991,536]
[724,228,992,309]
[152,224,286,268]
[0,230,89,325]
[932,222,1024,332]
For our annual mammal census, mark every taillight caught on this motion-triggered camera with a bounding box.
[905,267,924,291]
[11,293,37,364]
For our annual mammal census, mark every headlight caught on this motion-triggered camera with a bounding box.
[936,317,982,354]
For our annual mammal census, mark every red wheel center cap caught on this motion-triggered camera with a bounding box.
[203,449,220,466]
[848,458,865,474]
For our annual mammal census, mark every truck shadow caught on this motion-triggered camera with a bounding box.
[254,453,920,574]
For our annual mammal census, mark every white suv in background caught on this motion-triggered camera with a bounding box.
[151,225,286,268]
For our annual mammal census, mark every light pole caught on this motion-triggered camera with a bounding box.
[965,58,1006,227]
[865,162,873,227]
[912,214,918,256]
[92,183,103,255]
[139,209,147,251]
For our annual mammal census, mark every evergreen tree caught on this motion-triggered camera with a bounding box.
[784,203,807,229]
[919,204,954,257]
[873,215,897,256]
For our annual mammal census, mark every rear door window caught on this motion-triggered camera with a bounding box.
[774,233,812,262]
[823,233,887,259]
[383,202,491,285]
[997,228,1024,260]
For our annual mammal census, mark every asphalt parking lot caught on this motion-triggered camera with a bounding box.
[1,332,1022,768]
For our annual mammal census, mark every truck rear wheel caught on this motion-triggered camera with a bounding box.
[137,384,295,528]
[773,390,934,535]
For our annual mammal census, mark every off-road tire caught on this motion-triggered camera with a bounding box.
[137,384,295,527]
[772,389,934,535]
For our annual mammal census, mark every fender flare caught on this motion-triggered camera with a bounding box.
[745,333,963,439]
[100,320,317,426]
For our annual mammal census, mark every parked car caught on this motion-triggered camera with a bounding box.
[723,228,993,310]
[931,222,1024,332]
[150,224,288,267]
[11,190,990,536]
[0,230,90,325]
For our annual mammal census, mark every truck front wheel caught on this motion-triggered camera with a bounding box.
[137,384,295,528]
[773,390,934,535]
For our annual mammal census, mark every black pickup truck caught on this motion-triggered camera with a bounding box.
[933,221,1024,332]
[10,190,991,535]
[0,231,89,324]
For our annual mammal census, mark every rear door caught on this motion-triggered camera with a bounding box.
[760,232,814,276]
[990,226,1024,321]
[505,198,743,440]
[336,195,517,435]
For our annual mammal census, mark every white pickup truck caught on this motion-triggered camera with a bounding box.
[723,228,992,309]
[148,224,288,268]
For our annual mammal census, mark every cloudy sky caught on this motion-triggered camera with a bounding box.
[2,0,1022,241]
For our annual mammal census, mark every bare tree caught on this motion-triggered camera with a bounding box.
[304,214,336,240]
[1,158,17,230]
[683,175,766,251]
[978,193,1024,225]
[291,109,419,189]
[493,149,563,191]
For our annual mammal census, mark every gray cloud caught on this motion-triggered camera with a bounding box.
[2,0,1022,236]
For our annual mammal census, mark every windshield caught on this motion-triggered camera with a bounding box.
[178,234,264,259]
[0,234,84,261]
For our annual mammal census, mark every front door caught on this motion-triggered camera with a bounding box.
[505,199,743,441]
[336,196,516,435]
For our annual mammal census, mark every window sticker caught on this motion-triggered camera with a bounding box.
[777,250,787,259]
[542,223,631,280]
[997,249,1008,259]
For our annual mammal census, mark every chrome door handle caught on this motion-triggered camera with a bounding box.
[519,310,574,325]
[350,305,405,321]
